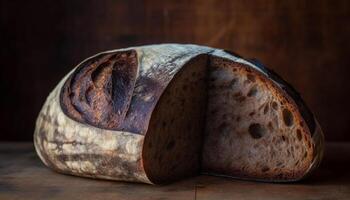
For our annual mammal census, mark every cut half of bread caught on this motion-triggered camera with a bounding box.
[202,54,324,182]
[34,44,324,184]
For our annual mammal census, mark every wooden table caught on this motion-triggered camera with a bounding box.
[1,142,349,200]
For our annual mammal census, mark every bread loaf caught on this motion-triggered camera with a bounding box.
[34,44,324,184]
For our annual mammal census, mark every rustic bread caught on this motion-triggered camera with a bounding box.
[34,44,324,184]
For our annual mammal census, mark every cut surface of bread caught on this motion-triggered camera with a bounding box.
[142,55,208,184]
[202,56,315,181]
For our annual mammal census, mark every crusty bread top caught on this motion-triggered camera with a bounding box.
[60,44,213,135]
[61,50,139,131]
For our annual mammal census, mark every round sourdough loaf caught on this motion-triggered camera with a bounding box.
[34,44,324,184]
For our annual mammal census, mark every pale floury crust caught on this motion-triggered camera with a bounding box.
[34,44,324,184]
[34,69,151,183]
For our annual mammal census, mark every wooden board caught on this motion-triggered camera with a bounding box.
[1,142,350,200]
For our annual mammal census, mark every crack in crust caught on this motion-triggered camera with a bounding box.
[60,50,138,131]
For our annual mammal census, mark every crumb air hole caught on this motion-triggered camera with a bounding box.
[248,123,266,139]
[247,86,258,97]
[282,108,294,126]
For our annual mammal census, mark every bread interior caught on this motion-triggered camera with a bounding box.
[142,55,208,184]
[202,56,314,181]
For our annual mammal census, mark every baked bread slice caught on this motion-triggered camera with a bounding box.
[34,44,324,184]
[202,52,324,182]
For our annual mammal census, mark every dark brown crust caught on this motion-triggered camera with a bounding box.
[60,50,138,131]
[117,75,164,134]
[223,50,315,135]
[60,49,196,135]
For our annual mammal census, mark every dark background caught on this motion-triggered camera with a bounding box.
[1,0,349,141]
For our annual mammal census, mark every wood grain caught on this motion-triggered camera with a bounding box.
[1,142,349,200]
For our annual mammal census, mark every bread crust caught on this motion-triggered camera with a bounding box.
[34,44,324,184]
[34,44,212,184]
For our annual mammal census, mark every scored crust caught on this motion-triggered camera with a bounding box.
[34,44,324,184]
[60,50,139,131]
